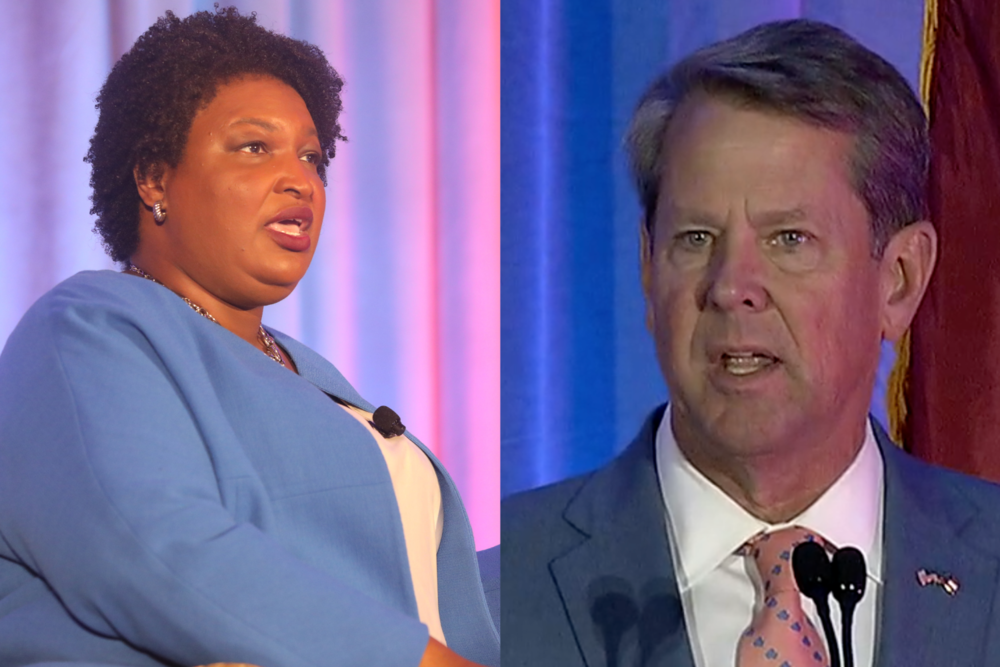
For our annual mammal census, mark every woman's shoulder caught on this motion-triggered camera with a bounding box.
[6,270,196,358]
[26,270,192,326]
[36,269,166,310]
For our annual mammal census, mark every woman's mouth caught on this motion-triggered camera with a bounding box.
[266,219,307,237]
[264,206,314,251]
[265,219,311,251]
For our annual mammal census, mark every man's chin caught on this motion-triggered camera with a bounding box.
[673,399,808,458]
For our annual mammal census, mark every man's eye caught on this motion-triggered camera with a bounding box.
[678,230,713,249]
[773,230,809,247]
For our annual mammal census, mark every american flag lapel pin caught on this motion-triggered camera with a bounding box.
[916,568,960,595]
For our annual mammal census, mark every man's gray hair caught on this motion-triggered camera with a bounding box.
[626,19,928,256]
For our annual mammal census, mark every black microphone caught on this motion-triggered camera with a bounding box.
[370,405,406,438]
[831,547,866,667]
[792,541,841,667]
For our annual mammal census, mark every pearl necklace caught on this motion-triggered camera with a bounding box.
[124,264,286,367]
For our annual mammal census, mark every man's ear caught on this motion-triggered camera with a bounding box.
[639,218,655,332]
[879,220,938,342]
[133,163,168,210]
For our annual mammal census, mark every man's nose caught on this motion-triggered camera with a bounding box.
[703,234,769,312]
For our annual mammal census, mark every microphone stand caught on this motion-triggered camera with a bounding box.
[792,541,841,667]
[815,594,841,667]
[831,548,867,667]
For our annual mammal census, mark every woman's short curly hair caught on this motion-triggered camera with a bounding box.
[84,5,347,263]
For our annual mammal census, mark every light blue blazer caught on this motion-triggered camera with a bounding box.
[0,270,499,666]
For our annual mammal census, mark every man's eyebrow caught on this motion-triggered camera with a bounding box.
[662,206,725,228]
[229,118,318,137]
[750,207,809,227]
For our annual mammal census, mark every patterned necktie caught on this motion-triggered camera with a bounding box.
[736,526,831,667]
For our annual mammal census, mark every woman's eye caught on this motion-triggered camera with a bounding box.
[239,142,266,154]
[300,152,320,165]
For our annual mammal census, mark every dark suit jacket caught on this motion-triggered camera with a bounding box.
[502,405,1000,666]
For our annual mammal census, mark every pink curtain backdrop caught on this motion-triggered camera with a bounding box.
[0,0,499,549]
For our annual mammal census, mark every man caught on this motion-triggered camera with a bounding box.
[502,19,1000,667]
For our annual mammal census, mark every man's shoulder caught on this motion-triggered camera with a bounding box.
[884,439,1000,549]
[502,405,664,552]
[886,437,1000,500]
[919,456,1000,498]
[501,448,644,568]
[501,471,595,537]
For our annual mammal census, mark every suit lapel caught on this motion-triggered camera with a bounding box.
[550,408,696,667]
[876,428,1000,666]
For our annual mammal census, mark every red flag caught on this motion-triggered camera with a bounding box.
[903,0,1000,478]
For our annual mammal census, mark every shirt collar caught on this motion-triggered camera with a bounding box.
[655,404,884,592]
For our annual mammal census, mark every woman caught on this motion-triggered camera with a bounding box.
[0,8,497,667]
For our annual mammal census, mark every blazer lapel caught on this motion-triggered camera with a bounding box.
[267,330,375,410]
[271,329,499,664]
[876,428,1000,666]
[550,407,696,667]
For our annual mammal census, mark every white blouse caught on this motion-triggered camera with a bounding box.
[336,401,447,646]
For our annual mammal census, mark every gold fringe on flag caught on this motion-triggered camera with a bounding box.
[919,0,939,112]
[887,0,939,446]
[886,331,910,445]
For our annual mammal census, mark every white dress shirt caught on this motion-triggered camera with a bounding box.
[655,405,884,667]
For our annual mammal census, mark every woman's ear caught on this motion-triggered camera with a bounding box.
[879,220,938,342]
[133,163,168,209]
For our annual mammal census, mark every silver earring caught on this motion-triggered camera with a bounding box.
[152,201,166,223]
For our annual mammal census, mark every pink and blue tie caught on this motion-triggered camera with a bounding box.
[736,526,831,667]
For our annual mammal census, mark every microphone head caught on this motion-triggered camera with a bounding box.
[792,540,833,603]
[831,547,867,610]
[372,405,406,438]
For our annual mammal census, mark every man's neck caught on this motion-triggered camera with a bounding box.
[674,421,867,524]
